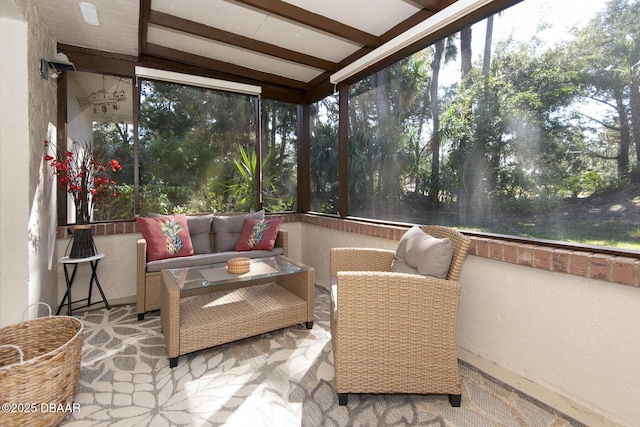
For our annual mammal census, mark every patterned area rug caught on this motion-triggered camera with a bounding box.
[61,287,584,426]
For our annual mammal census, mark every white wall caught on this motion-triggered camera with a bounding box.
[56,233,139,307]
[456,256,640,426]
[302,223,397,288]
[53,222,304,306]
[0,15,30,326]
[50,219,639,424]
[300,225,639,426]
[0,0,58,326]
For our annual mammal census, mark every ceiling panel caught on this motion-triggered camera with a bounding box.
[152,0,362,64]
[33,0,138,56]
[147,25,325,82]
[152,0,269,37]
[30,0,465,99]
[281,0,421,36]
[252,15,362,63]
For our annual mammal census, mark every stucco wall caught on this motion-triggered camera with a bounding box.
[52,218,639,424]
[0,0,58,327]
[300,223,640,426]
[54,222,304,306]
[457,256,640,426]
[301,223,397,288]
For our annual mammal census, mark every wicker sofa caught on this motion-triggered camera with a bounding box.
[330,225,470,406]
[136,211,288,320]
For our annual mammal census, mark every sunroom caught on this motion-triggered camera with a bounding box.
[1,0,639,425]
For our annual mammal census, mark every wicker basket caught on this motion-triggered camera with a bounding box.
[0,304,83,427]
[227,257,251,274]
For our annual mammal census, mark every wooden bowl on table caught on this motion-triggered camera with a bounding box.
[227,257,250,274]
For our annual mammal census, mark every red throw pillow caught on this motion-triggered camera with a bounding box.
[136,214,194,261]
[235,218,283,251]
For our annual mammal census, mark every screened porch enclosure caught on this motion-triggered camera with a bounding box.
[18,0,639,425]
[71,0,640,252]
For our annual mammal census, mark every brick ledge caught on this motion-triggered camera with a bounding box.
[56,213,640,288]
[298,214,640,288]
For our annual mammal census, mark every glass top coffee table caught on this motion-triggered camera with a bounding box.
[169,256,306,291]
[160,256,315,367]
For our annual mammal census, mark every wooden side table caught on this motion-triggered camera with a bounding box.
[56,253,111,316]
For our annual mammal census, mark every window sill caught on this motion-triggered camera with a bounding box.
[57,214,640,288]
[300,213,640,289]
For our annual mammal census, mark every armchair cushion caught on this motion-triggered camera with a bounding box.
[392,226,453,279]
[389,259,420,275]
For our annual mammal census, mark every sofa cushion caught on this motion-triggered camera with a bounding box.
[391,226,453,279]
[136,214,194,262]
[187,214,214,254]
[146,247,283,272]
[235,218,283,251]
[212,211,264,252]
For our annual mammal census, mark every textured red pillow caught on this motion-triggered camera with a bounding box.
[136,214,194,261]
[235,218,283,251]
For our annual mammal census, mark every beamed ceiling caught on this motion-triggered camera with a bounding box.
[30,0,516,103]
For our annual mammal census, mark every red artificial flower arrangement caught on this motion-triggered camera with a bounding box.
[45,139,122,224]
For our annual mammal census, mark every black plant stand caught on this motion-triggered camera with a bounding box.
[56,253,111,316]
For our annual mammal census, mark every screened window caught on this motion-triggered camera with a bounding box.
[91,121,135,221]
[347,0,640,250]
[66,71,134,223]
[261,99,298,212]
[138,80,258,214]
[310,94,339,214]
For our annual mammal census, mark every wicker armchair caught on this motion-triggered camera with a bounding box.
[330,225,470,407]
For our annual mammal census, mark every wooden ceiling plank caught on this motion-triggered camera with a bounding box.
[139,0,152,56]
[410,0,444,12]
[58,43,137,76]
[232,0,379,47]
[144,43,310,90]
[410,0,457,12]
[148,10,338,72]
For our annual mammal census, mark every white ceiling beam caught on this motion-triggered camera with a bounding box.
[134,66,262,96]
[330,0,494,84]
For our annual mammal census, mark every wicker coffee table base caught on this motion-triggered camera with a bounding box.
[161,259,314,367]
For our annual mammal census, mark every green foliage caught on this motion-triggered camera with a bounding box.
[347,56,433,216]
[139,80,257,209]
[336,0,640,248]
[93,184,134,220]
[564,171,605,198]
[226,146,288,212]
[137,81,297,215]
[226,146,260,211]
[310,96,339,213]
[139,181,176,215]
[262,99,298,211]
